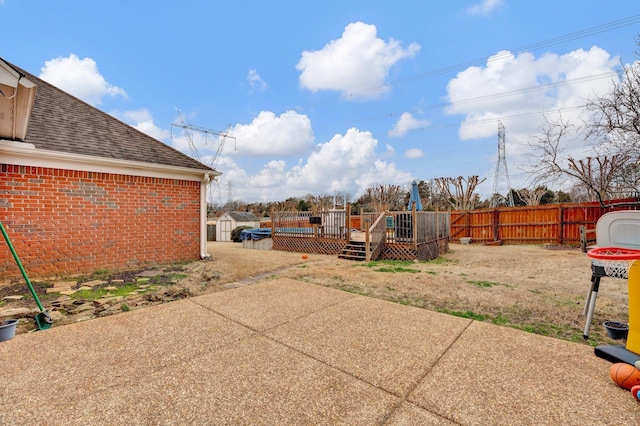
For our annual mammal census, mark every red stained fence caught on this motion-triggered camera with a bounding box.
[450,198,640,245]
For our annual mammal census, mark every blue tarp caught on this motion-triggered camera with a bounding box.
[240,228,272,241]
[241,227,332,240]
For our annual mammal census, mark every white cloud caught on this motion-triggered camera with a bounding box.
[228,110,314,156]
[39,54,126,106]
[116,109,170,141]
[171,110,313,168]
[215,127,413,202]
[445,46,619,141]
[445,45,621,192]
[355,160,413,192]
[465,0,504,16]
[286,128,379,191]
[247,68,268,93]
[382,143,395,159]
[404,148,425,159]
[296,22,420,99]
[388,112,430,137]
[249,160,287,188]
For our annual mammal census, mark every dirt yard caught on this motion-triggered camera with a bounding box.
[1,241,630,346]
[202,242,628,346]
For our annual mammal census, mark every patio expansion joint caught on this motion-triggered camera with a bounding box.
[186,292,474,425]
[187,295,415,401]
[187,291,358,334]
[379,318,474,426]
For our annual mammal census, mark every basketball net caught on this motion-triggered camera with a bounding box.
[587,247,640,280]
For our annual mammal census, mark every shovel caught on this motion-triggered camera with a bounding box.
[0,221,52,330]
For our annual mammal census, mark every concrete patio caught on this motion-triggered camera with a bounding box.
[1,278,638,425]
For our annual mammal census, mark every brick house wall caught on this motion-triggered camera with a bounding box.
[0,164,201,278]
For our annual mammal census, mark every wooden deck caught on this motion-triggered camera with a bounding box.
[271,209,450,261]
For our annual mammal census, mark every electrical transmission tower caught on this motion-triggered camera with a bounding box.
[170,109,236,207]
[490,121,514,207]
[227,181,233,206]
[171,109,235,171]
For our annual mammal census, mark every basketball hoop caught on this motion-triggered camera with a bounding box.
[587,247,640,279]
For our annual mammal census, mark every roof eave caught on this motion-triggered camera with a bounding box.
[0,140,221,181]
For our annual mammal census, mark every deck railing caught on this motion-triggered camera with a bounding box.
[271,210,348,239]
[269,208,450,261]
[365,212,387,261]
[381,210,450,245]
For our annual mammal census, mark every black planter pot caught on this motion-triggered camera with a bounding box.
[603,321,629,340]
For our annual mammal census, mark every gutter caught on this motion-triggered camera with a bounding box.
[0,140,221,181]
[200,173,212,260]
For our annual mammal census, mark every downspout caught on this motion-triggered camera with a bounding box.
[200,173,211,259]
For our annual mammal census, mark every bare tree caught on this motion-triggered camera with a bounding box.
[365,184,405,211]
[583,39,640,195]
[272,198,298,212]
[527,114,572,184]
[332,191,351,209]
[585,59,640,155]
[434,176,486,211]
[412,180,445,211]
[305,194,333,212]
[528,115,631,206]
[304,192,352,212]
[518,187,549,206]
[612,163,640,197]
[568,182,593,203]
[568,155,630,203]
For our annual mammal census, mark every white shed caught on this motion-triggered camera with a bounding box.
[215,211,261,242]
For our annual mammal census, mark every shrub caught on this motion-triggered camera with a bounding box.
[231,226,253,242]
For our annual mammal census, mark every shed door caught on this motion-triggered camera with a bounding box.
[219,220,233,242]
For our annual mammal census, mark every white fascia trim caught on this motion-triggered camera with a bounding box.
[0,60,35,88]
[0,140,222,181]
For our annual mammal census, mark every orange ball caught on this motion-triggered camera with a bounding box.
[302,254,308,259]
[609,363,640,390]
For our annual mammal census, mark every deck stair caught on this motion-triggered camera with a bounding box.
[338,241,368,261]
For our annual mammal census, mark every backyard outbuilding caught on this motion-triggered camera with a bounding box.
[215,211,261,242]
[0,57,219,278]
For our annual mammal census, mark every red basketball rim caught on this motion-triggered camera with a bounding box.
[587,247,640,260]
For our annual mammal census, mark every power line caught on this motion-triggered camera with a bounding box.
[326,14,637,134]
[337,71,616,128]
[347,14,640,97]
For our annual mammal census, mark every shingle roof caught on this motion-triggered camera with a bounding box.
[7,59,215,172]
[227,211,260,222]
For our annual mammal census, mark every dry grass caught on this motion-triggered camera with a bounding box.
[198,242,629,347]
[4,241,625,345]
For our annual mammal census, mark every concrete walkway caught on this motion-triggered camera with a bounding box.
[1,278,638,425]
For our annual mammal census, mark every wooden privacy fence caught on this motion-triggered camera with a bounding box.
[450,198,640,246]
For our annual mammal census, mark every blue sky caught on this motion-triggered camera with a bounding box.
[3,0,639,204]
